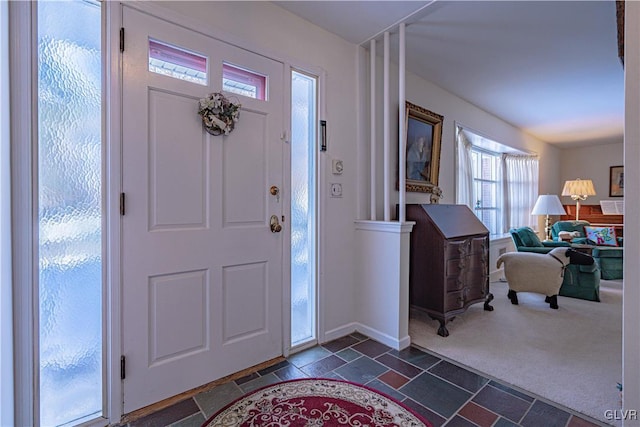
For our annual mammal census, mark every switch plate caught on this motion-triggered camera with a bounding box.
[332,159,344,175]
[330,183,342,198]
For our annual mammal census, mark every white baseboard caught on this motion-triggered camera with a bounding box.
[354,323,411,351]
[321,323,358,344]
[321,322,411,351]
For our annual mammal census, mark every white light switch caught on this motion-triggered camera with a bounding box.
[332,159,344,175]
[330,183,342,198]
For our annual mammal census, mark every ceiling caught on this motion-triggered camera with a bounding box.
[274,1,624,147]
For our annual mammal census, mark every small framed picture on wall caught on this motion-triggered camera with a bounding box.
[609,165,624,197]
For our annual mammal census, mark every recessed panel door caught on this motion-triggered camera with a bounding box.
[121,6,284,413]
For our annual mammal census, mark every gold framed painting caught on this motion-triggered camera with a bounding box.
[403,101,443,193]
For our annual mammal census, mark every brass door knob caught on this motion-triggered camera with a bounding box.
[270,215,282,233]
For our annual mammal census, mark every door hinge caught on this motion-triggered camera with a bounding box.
[120,355,126,380]
[120,27,125,52]
[120,193,126,216]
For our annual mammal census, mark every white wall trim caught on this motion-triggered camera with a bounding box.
[354,220,415,233]
[105,1,122,423]
[623,0,640,420]
[0,1,14,425]
[9,1,37,425]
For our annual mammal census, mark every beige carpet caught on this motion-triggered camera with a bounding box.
[410,279,622,425]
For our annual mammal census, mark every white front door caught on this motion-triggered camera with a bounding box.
[121,6,285,413]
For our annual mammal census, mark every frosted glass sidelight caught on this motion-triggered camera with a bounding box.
[37,1,103,425]
[290,71,317,346]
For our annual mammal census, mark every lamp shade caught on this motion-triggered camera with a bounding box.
[561,179,596,198]
[531,195,567,215]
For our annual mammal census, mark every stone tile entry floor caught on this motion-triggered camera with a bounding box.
[123,333,606,427]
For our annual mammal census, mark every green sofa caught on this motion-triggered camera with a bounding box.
[550,221,623,280]
[508,227,601,301]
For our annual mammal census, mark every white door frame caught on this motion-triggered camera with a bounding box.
[9,2,37,425]
[106,0,123,423]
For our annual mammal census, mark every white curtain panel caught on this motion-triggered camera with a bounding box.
[455,127,475,210]
[504,154,539,230]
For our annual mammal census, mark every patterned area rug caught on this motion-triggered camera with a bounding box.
[202,378,433,427]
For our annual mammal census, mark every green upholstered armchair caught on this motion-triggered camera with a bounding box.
[509,227,571,254]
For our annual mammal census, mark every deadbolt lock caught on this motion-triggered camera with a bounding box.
[270,186,280,202]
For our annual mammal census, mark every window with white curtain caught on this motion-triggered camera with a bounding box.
[456,126,539,236]
[471,148,501,235]
[504,155,539,230]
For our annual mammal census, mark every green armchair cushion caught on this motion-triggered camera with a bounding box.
[509,227,570,254]
[512,227,543,247]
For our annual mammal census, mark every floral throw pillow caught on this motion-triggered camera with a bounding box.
[584,226,618,247]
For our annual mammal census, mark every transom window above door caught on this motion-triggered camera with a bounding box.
[223,63,267,100]
[148,38,208,85]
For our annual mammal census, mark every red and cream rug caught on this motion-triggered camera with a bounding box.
[202,378,432,427]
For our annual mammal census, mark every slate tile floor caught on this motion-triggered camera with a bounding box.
[124,333,606,427]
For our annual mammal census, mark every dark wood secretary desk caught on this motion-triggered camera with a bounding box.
[406,204,494,337]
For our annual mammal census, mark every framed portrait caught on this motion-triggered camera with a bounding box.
[403,101,443,193]
[609,165,624,197]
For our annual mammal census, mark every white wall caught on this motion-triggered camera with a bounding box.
[559,140,624,205]
[155,1,360,342]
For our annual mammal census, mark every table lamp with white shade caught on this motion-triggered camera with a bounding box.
[561,179,596,221]
[531,194,567,241]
